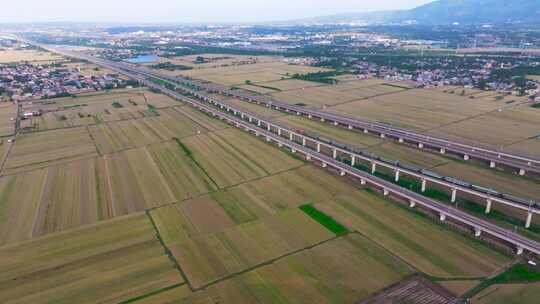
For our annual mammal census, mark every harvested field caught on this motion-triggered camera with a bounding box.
[173,106,229,132]
[0,169,47,246]
[30,158,106,237]
[104,146,176,213]
[327,88,508,131]
[151,205,335,288]
[256,79,324,91]
[472,283,540,304]
[238,84,279,94]
[88,108,207,154]
[0,213,183,304]
[428,104,540,147]
[315,190,511,278]
[1,140,217,244]
[210,165,357,223]
[0,103,17,136]
[89,118,168,154]
[3,127,97,175]
[182,128,302,187]
[146,141,217,200]
[0,49,63,63]
[179,62,330,86]
[140,234,413,303]
[270,81,406,108]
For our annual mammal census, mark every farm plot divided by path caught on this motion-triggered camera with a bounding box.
[88,108,210,154]
[139,234,413,304]
[0,213,183,304]
[151,205,336,288]
[183,128,303,188]
[315,191,511,279]
[2,127,98,175]
[0,141,217,245]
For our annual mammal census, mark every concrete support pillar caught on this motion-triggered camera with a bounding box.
[334,121,338,126]
[255,132,259,137]
[380,133,386,139]
[409,200,416,208]
[340,171,346,176]
[395,170,400,182]
[308,114,312,119]
[289,132,293,141]
[383,189,389,196]
[240,113,244,119]
[519,169,526,176]
[440,148,446,154]
[302,138,306,146]
[257,120,261,127]
[418,142,424,149]
[360,179,366,185]
[278,129,282,136]
[490,161,496,168]
[297,112,301,116]
[291,149,296,154]
[351,155,356,167]
[399,138,404,143]
[348,125,353,130]
[485,199,492,214]
[266,137,271,142]
[278,143,283,148]
[451,188,457,203]
[464,154,470,161]
[526,212,533,229]
[475,227,482,237]
[316,143,321,153]
[267,124,271,131]
[306,155,311,161]
[421,179,427,193]
[322,162,327,168]
[371,162,377,174]
[321,118,325,122]
[517,247,524,255]
[333,149,337,159]
[364,129,369,134]
[440,213,446,221]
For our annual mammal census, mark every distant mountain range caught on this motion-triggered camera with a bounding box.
[304,0,540,25]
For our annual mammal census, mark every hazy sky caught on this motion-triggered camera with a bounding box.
[1,0,433,23]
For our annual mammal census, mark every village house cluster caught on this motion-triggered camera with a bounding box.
[0,62,137,102]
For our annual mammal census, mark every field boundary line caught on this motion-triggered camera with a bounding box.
[193,234,344,291]
[145,210,194,289]
[208,131,272,176]
[118,282,186,304]
[172,137,220,190]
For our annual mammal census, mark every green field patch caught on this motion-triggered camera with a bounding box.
[299,204,349,236]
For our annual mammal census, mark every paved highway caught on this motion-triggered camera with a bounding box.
[34,43,540,255]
